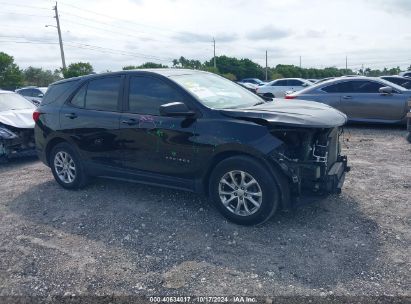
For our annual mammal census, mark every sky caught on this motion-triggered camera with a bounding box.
[0,0,410,73]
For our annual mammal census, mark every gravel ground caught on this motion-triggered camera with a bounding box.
[0,126,410,300]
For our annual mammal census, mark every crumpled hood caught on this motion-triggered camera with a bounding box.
[0,109,35,129]
[219,98,347,128]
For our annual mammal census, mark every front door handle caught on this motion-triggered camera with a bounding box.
[64,113,77,119]
[342,96,352,100]
[121,119,138,126]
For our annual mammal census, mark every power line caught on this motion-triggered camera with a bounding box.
[0,35,173,62]
[0,40,58,45]
[0,11,53,18]
[58,1,189,36]
[0,2,51,10]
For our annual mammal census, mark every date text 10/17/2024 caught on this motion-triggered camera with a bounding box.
[149,296,258,303]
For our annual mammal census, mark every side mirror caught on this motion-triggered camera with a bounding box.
[159,102,196,117]
[38,93,44,98]
[261,95,273,102]
[302,83,309,87]
[379,86,393,95]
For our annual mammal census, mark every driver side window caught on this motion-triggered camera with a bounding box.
[128,76,185,115]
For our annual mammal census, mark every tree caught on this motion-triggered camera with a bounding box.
[23,66,61,86]
[62,62,94,78]
[0,52,23,90]
[123,62,168,70]
[172,56,202,69]
[204,56,264,80]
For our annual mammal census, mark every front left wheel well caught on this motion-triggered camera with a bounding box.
[201,151,290,209]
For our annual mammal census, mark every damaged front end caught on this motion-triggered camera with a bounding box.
[270,126,350,196]
[0,124,35,161]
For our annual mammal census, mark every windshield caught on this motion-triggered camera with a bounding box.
[171,73,264,109]
[0,93,36,112]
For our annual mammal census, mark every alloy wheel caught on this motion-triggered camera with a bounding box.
[218,170,262,216]
[54,151,76,184]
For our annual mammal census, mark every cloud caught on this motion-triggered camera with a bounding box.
[173,31,238,43]
[305,30,325,38]
[246,25,291,41]
[366,0,411,14]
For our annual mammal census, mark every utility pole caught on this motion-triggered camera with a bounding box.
[53,2,66,70]
[213,38,216,69]
[299,56,302,69]
[345,56,348,75]
[265,50,268,81]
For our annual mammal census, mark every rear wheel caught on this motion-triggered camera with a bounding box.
[209,156,280,225]
[50,143,88,189]
[407,132,411,143]
[263,93,275,98]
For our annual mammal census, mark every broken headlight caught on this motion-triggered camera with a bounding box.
[0,127,18,139]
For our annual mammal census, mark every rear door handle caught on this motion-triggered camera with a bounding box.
[64,113,77,119]
[121,119,138,126]
[342,96,352,100]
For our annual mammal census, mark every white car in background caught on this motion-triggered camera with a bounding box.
[256,78,313,98]
[0,90,36,162]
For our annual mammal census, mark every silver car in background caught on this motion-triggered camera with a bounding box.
[285,77,410,124]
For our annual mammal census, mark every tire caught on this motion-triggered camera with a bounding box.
[407,132,411,143]
[209,156,280,225]
[50,142,88,189]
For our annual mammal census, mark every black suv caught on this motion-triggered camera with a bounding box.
[34,69,349,225]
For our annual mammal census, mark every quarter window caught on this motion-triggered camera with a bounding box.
[70,85,87,108]
[128,76,184,115]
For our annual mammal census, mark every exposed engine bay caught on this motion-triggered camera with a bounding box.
[270,126,349,196]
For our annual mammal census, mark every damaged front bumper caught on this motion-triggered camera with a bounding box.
[269,127,350,198]
[272,153,350,196]
[0,126,35,160]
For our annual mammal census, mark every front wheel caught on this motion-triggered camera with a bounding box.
[50,142,88,189]
[209,156,280,225]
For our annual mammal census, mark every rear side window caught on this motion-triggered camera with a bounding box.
[273,80,288,86]
[287,79,303,86]
[85,77,121,111]
[322,81,353,93]
[19,89,32,96]
[42,80,80,105]
[322,80,385,93]
[128,76,184,115]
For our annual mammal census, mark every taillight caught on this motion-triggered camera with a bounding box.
[33,111,41,122]
[285,95,296,99]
